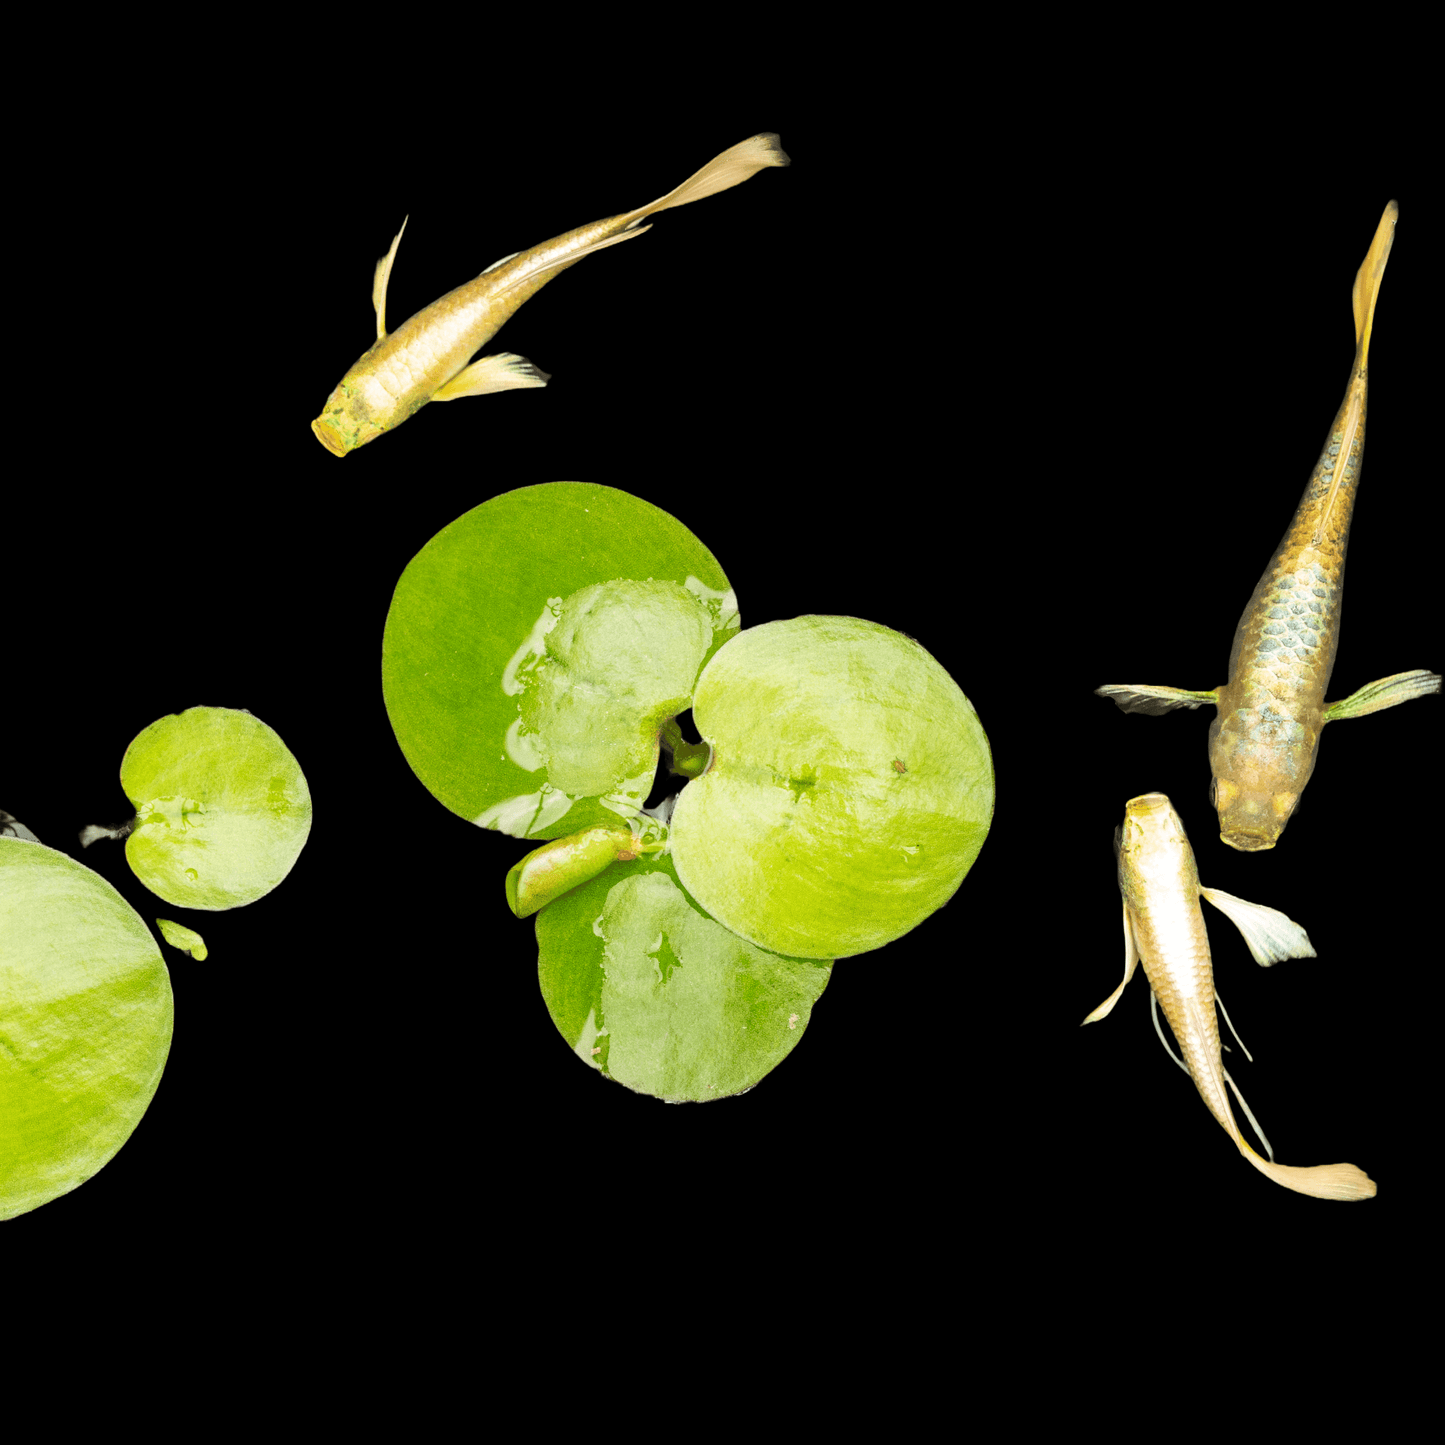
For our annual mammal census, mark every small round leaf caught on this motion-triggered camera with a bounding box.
[121,706,311,910]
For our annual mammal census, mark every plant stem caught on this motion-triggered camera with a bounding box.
[661,719,711,779]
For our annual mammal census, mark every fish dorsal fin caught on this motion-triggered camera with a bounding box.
[1150,990,1190,1075]
[1313,383,1363,547]
[486,225,655,301]
[1081,899,1140,1024]
[480,250,521,276]
[1351,200,1397,370]
[373,216,409,341]
[1200,886,1316,967]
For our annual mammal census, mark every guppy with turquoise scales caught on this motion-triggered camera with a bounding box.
[1097,202,1439,851]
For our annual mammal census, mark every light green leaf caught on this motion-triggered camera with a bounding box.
[670,616,994,958]
[382,482,736,840]
[119,706,311,910]
[536,854,831,1102]
[156,918,209,960]
[1,838,174,1220]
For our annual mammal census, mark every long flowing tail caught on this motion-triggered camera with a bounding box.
[1352,200,1398,372]
[1238,1139,1377,1201]
[632,133,790,221]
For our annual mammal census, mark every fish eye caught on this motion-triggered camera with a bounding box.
[1208,778,1218,808]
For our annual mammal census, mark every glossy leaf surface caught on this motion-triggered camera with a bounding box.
[383,482,737,840]
[1,838,174,1220]
[536,854,831,1102]
[670,616,994,958]
[121,706,311,910]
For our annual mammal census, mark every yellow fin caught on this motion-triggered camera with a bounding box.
[1082,899,1139,1023]
[373,216,408,340]
[432,353,550,400]
[636,133,791,218]
[1238,1142,1377,1201]
[1351,200,1397,368]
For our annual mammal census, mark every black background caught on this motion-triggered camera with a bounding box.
[6,98,1439,1272]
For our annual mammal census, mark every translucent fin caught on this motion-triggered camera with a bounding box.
[431,353,550,400]
[1081,899,1140,1024]
[1150,990,1189,1075]
[1200,887,1316,967]
[79,819,134,847]
[373,216,408,340]
[1238,1142,1377,1201]
[1324,669,1442,722]
[1351,201,1397,370]
[0,810,39,842]
[637,133,790,217]
[1214,990,1254,1063]
[1094,684,1217,715]
[1221,1063,1273,1160]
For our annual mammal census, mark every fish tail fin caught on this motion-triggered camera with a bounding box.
[1351,200,1398,372]
[1238,1139,1377,1201]
[629,133,790,222]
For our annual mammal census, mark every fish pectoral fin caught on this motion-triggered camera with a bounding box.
[1081,899,1140,1024]
[1094,684,1218,716]
[373,215,408,341]
[487,225,654,300]
[1323,669,1442,722]
[431,354,551,400]
[1200,886,1316,967]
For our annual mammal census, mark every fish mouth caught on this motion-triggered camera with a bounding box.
[310,417,350,457]
[1220,830,1276,853]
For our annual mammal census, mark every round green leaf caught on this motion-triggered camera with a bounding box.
[536,853,831,1102]
[120,706,311,910]
[382,482,737,840]
[670,616,994,959]
[1,838,174,1220]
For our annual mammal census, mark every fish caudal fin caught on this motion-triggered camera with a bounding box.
[1351,201,1397,371]
[1239,1141,1377,1201]
[633,133,790,221]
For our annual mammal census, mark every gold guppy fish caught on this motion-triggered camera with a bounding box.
[1097,203,1439,851]
[311,133,790,457]
[1084,794,1375,1201]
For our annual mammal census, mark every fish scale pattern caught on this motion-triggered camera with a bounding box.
[1213,400,1364,784]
